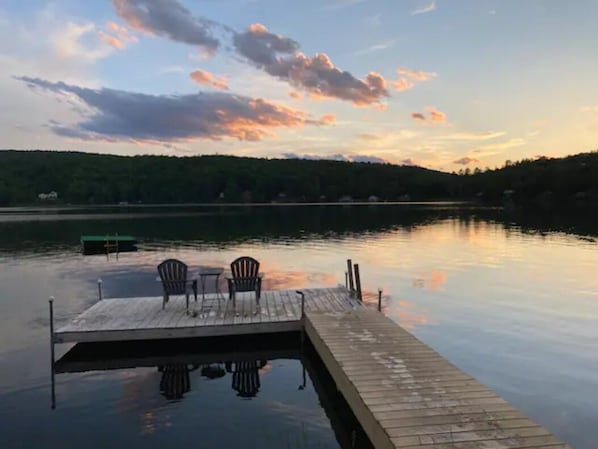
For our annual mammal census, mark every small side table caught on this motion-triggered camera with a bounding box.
[197,267,225,300]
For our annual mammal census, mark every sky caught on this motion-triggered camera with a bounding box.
[1,0,597,171]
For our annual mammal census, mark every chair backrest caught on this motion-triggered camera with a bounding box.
[230,256,260,292]
[158,259,188,294]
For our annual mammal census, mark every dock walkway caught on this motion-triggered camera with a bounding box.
[306,308,567,449]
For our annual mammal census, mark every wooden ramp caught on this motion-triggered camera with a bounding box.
[305,309,568,449]
[54,287,363,343]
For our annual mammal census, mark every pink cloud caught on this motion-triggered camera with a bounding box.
[428,106,446,123]
[234,24,389,107]
[392,77,415,93]
[189,69,229,90]
[289,91,302,99]
[453,157,480,165]
[411,106,447,124]
[98,21,137,49]
[392,67,436,93]
[397,68,437,81]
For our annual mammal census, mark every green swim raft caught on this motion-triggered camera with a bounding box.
[80,235,138,255]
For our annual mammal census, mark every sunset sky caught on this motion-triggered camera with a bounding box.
[1,0,597,171]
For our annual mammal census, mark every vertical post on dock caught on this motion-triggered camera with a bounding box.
[296,290,305,321]
[346,259,355,294]
[296,290,306,358]
[97,278,103,301]
[377,288,382,312]
[345,271,348,289]
[48,297,56,410]
[354,264,362,302]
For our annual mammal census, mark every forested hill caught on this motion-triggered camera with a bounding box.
[0,150,596,206]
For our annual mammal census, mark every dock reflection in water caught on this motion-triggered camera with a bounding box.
[53,334,374,449]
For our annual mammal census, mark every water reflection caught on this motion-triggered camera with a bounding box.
[51,336,373,449]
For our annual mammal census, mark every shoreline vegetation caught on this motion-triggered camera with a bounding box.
[0,150,596,207]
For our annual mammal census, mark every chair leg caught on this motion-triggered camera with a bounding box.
[186,293,189,313]
[163,294,167,310]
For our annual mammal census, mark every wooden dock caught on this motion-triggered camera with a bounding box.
[54,287,364,343]
[53,286,567,448]
[306,309,568,449]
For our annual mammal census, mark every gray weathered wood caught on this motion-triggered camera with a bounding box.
[305,309,567,449]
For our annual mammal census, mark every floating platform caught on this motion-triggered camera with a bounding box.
[80,234,137,255]
[52,287,567,448]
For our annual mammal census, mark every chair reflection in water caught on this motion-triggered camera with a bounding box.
[158,364,199,400]
[226,360,267,398]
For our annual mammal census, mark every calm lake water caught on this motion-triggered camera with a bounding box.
[0,204,596,448]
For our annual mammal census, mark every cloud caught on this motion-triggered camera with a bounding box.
[282,153,387,163]
[112,0,220,54]
[97,21,138,49]
[397,68,436,82]
[17,76,332,144]
[429,107,447,123]
[439,131,505,141]
[318,114,336,124]
[412,1,437,15]
[411,106,447,124]
[109,1,390,107]
[354,39,396,56]
[392,67,436,92]
[50,22,115,63]
[473,138,526,155]
[401,158,418,166]
[392,78,415,93]
[233,24,389,107]
[289,91,302,99]
[581,106,598,113]
[189,69,228,90]
[453,157,480,165]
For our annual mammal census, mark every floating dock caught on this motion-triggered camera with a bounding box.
[52,287,568,448]
[80,234,137,255]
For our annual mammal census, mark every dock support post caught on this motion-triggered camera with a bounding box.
[354,264,362,302]
[346,259,355,294]
[297,290,306,354]
[377,288,382,312]
[345,271,348,289]
[97,278,102,301]
[48,297,56,410]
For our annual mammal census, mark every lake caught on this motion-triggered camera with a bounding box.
[0,204,596,448]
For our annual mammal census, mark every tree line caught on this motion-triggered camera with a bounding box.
[0,150,596,206]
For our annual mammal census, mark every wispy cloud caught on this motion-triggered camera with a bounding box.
[97,21,137,50]
[438,131,505,141]
[453,156,479,165]
[412,1,436,16]
[392,67,436,92]
[354,39,396,56]
[189,69,228,90]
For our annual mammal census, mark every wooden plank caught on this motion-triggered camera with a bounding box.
[304,308,566,449]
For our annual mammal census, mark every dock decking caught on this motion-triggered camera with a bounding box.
[54,287,364,343]
[306,309,568,449]
[54,286,567,448]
